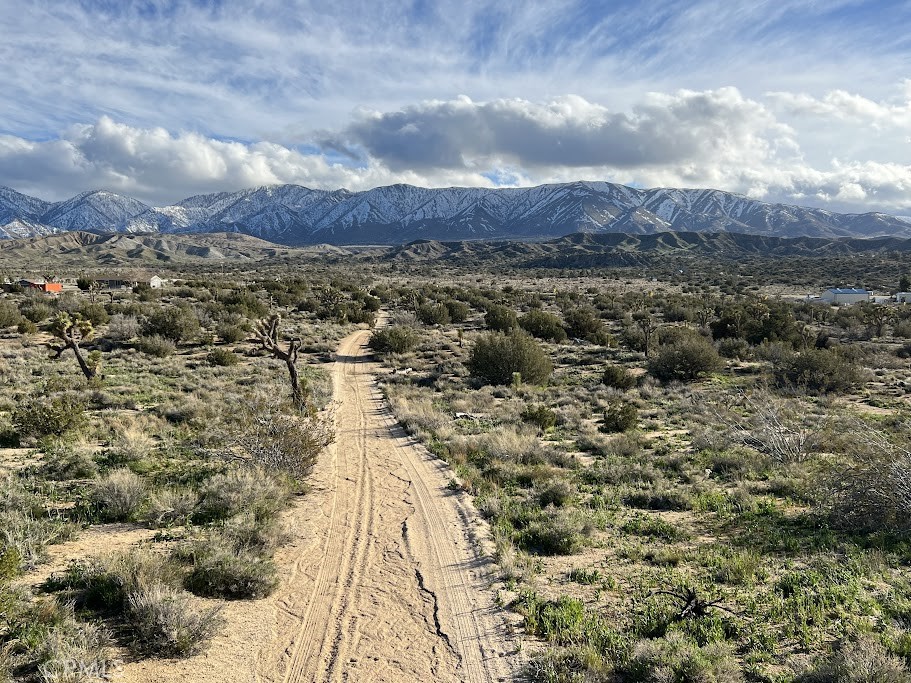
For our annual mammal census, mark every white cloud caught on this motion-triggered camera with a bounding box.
[768,85,911,129]
[0,117,496,204]
[1,88,910,217]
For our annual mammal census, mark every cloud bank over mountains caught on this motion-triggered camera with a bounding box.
[2,87,908,216]
[0,1,908,214]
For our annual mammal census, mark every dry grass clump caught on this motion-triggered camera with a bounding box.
[50,550,221,658]
[196,467,288,523]
[1,475,74,570]
[36,438,99,480]
[388,390,449,437]
[182,535,278,600]
[474,425,548,464]
[796,635,911,682]
[92,469,147,522]
[35,618,113,683]
[127,583,222,656]
[144,488,198,528]
[104,419,157,465]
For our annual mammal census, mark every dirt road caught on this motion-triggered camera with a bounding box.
[122,327,513,683]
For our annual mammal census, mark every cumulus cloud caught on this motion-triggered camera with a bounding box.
[768,85,911,129]
[324,89,792,172]
[1,89,910,217]
[0,117,495,204]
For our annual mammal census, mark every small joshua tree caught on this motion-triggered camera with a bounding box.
[50,312,101,381]
[255,315,309,411]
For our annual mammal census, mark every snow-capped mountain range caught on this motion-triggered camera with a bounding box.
[1,182,909,244]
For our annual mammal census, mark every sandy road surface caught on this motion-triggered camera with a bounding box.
[122,327,513,683]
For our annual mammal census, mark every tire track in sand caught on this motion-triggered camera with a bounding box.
[279,326,512,683]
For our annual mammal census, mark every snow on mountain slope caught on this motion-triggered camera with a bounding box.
[39,191,150,232]
[1,182,910,244]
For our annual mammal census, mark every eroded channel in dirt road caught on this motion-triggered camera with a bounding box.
[121,326,514,683]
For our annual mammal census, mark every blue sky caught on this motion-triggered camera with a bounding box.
[0,0,909,213]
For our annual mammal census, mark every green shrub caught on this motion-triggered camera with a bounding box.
[563,307,611,345]
[520,510,584,555]
[19,301,54,323]
[602,365,636,390]
[601,400,637,433]
[717,337,752,360]
[537,479,575,508]
[12,396,85,439]
[521,405,558,431]
[141,306,200,342]
[444,300,470,323]
[206,348,240,366]
[468,330,552,385]
[648,337,723,383]
[416,302,450,326]
[17,318,38,334]
[773,348,864,395]
[621,515,685,541]
[520,310,568,342]
[368,326,418,354]
[137,334,176,358]
[216,322,248,343]
[183,537,277,600]
[0,546,21,584]
[78,302,110,326]
[484,305,518,332]
[0,300,20,328]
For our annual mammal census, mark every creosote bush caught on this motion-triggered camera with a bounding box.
[141,306,201,343]
[137,334,176,358]
[773,348,864,395]
[206,347,240,367]
[519,309,567,342]
[468,330,552,385]
[648,336,722,383]
[368,326,418,354]
[12,395,85,440]
[484,305,518,332]
[602,364,636,390]
[601,400,638,433]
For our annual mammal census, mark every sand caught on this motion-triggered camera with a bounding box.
[119,326,514,683]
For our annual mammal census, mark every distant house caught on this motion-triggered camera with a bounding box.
[95,278,134,290]
[820,288,871,304]
[897,292,911,304]
[20,279,62,294]
[96,275,162,290]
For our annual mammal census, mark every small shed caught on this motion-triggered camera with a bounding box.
[820,288,870,304]
[897,292,911,304]
[149,275,163,289]
[20,279,62,294]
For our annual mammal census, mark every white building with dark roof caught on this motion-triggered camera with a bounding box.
[820,288,871,304]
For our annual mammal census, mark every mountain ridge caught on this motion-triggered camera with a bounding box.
[1,181,909,245]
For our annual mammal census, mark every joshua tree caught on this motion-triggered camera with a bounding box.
[255,314,309,411]
[50,312,101,381]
